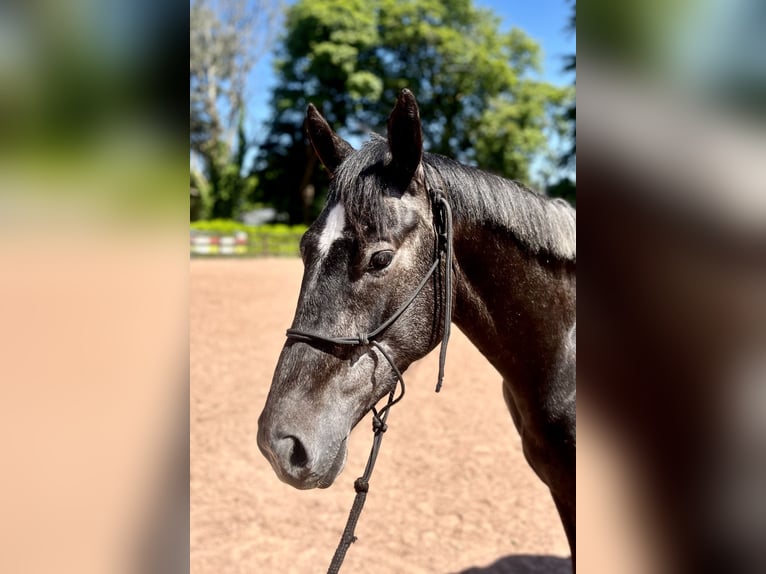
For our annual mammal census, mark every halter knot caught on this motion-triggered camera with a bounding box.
[358,333,369,346]
[353,478,369,493]
[372,418,387,433]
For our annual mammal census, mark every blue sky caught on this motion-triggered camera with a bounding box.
[476,0,575,86]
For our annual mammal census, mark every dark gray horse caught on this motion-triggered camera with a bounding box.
[257,89,576,564]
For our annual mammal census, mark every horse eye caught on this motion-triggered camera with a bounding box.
[368,250,394,271]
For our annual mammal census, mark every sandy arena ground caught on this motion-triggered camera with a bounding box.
[191,258,571,574]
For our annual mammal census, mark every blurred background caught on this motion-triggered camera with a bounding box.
[577,1,766,573]
[0,1,188,573]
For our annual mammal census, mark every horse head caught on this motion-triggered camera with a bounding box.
[257,90,449,489]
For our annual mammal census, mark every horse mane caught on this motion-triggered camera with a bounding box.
[330,134,576,261]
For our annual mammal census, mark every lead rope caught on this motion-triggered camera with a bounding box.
[326,341,402,574]
[433,191,453,393]
[287,189,453,574]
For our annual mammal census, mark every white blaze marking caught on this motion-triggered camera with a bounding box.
[318,203,346,257]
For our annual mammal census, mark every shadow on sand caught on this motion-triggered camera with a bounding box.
[455,554,572,574]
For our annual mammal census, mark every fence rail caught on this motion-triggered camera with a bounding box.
[190,230,303,257]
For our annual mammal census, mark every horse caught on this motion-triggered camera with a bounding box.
[257,89,576,567]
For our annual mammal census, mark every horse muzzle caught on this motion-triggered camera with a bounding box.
[257,416,348,489]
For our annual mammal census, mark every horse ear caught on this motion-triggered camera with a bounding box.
[387,89,423,183]
[305,104,353,175]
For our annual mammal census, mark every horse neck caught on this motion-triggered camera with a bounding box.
[450,221,576,390]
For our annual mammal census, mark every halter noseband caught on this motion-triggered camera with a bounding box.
[283,188,454,574]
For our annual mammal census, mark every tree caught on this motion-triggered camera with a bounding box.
[190,0,281,219]
[255,0,572,223]
[474,78,572,184]
[254,0,382,223]
[560,0,576,170]
[548,0,576,206]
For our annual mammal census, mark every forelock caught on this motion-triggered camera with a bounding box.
[329,135,395,236]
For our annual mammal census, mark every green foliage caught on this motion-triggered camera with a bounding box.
[192,113,259,220]
[475,82,574,182]
[255,0,384,223]
[256,0,573,223]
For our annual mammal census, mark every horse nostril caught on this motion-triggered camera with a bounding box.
[286,435,308,469]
